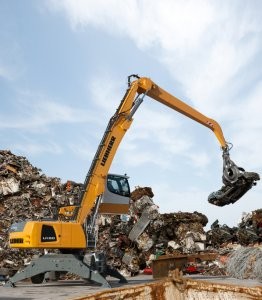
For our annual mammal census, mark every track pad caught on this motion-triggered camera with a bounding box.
[208,171,260,206]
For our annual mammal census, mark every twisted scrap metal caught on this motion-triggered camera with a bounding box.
[208,146,260,206]
[226,247,262,281]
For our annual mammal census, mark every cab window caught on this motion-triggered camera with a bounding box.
[107,175,130,197]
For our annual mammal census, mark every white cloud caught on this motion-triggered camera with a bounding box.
[47,0,213,49]
[47,0,139,34]
[0,90,97,131]
[12,140,62,156]
[88,73,124,115]
[47,0,261,111]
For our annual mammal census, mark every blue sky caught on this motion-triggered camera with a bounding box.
[1,0,261,228]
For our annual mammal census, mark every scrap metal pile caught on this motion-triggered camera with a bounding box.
[96,188,262,277]
[0,150,82,269]
[96,187,209,276]
[0,150,261,280]
[207,209,262,247]
[226,247,262,280]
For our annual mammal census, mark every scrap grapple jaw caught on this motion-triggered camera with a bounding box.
[208,147,260,206]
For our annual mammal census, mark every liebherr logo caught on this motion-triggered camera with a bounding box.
[42,236,56,241]
[100,136,116,166]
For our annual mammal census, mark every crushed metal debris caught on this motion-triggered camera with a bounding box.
[0,150,261,280]
[226,247,262,280]
[0,150,83,270]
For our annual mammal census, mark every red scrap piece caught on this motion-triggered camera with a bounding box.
[185,265,199,274]
[143,268,153,275]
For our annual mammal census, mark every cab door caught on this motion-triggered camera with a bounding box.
[99,174,130,214]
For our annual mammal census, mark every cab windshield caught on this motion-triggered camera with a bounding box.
[107,175,130,197]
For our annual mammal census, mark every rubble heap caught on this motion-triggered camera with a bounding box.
[226,247,262,280]
[96,187,209,276]
[96,189,261,277]
[0,150,82,269]
[0,150,261,280]
[206,209,262,247]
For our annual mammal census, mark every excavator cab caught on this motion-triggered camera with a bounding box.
[58,174,130,219]
[208,146,260,206]
[98,174,130,214]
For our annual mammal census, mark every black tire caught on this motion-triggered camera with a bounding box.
[31,273,45,284]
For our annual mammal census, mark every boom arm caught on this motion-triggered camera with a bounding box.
[137,77,227,148]
[76,76,229,224]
